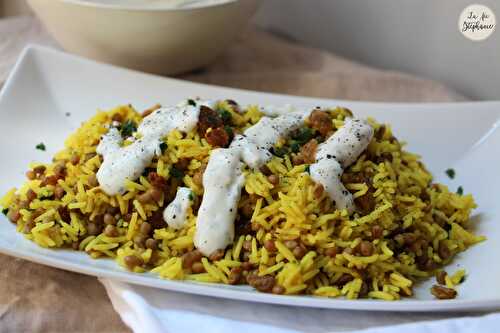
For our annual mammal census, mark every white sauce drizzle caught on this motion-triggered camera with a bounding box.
[310,118,374,213]
[95,101,373,256]
[194,112,308,255]
[163,187,193,229]
[96,103,201,195]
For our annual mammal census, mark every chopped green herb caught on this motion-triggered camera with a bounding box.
[170,166,184,179]
[36,143,46,151]
[120,120,137,138]
[305,165,310,174]
[290,141,300,153]
[457,186,464,195]
[272,146,289,158]
[39,194,54,201]
[159,142,168,153]
[224,125,233,138]
[217,109,232,124]
[292,127,314,144]
[445,168,455,179]
[188,192,194,201]
[187,99,197,106]
[2,208,8,216]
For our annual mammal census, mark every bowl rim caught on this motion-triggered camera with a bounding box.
[57,0,241,12]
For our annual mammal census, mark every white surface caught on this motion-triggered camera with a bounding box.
[254,0,500,100]
[1,46,500,312]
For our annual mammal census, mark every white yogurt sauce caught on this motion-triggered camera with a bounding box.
[95,101,374,255]
[194,112,308,255]
[310,118,374,213]
[96,103,201,195]
[163,187,193,229]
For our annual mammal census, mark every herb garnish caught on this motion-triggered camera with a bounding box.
[218,109,232,124]
[188,192,194,201]
[224,125,233,138]
[305,165,310,174]
[2,208,8,215]
[457,186,464,195]
[120,120,137,138]
[445,168,455,179]
[170,166,184,179]
[159,142,168,153]
[187,99,197,106]
[36,143,46,151]
[272,146,289,158]
[292,127,314,144]
[290,141,300,153]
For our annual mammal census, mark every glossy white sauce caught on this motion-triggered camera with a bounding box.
[194,112,308,255]
[163,187,193,229]
[310,118,374,213]
[96,104,201,195]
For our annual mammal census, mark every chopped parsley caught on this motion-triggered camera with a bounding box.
[292,127,314,144]
[217,109,232,124]
[272,146,289,158]
[188,192,194,201]
[2,208,8,215]
[445,168,455,179]
[457,186,464,195]
[290,141,300,153]
[159,142,168,153]
[170,166,184,179]
[305,165,310,174]
[224,125,233,138]
[36,142,46,151]
[120,120,137,138]
[187,99,197,106]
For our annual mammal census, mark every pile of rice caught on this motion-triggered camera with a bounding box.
[1,100,484,300]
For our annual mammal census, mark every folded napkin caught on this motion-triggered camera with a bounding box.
[102,280,496,333]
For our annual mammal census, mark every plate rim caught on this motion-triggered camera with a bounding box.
[1,44,500,312]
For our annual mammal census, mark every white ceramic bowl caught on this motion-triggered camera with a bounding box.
[27,0,261,75]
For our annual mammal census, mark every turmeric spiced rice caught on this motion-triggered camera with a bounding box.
[1,99,483,300]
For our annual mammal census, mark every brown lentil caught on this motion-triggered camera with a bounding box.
[436,271,447,285]
[140,222,152,235]
[228,267,243,285]
[267,174,279,185]
[191,262,205,274]
[104,225,119,237]
[54,186,65,199]
[87,222,101,236]
[371,225,383,239]
[124,255,143,270]
[26,170,36,180]
[359,241,374,256]
[182,250,203,269]
[263,240,277,252]
[272,285,285,295]
[103,213,116,225]
[209,249,225,262]
[325,246,338,258]
[26,189,37,202]
[7,209,21,223]
[431,285,457,299]
[292,245,307,259]
[88,174,98,187]
[145,238,158,250]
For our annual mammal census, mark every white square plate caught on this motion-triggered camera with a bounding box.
[1,45,499,312]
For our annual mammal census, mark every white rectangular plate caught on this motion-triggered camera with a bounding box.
[1,45,500,312]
